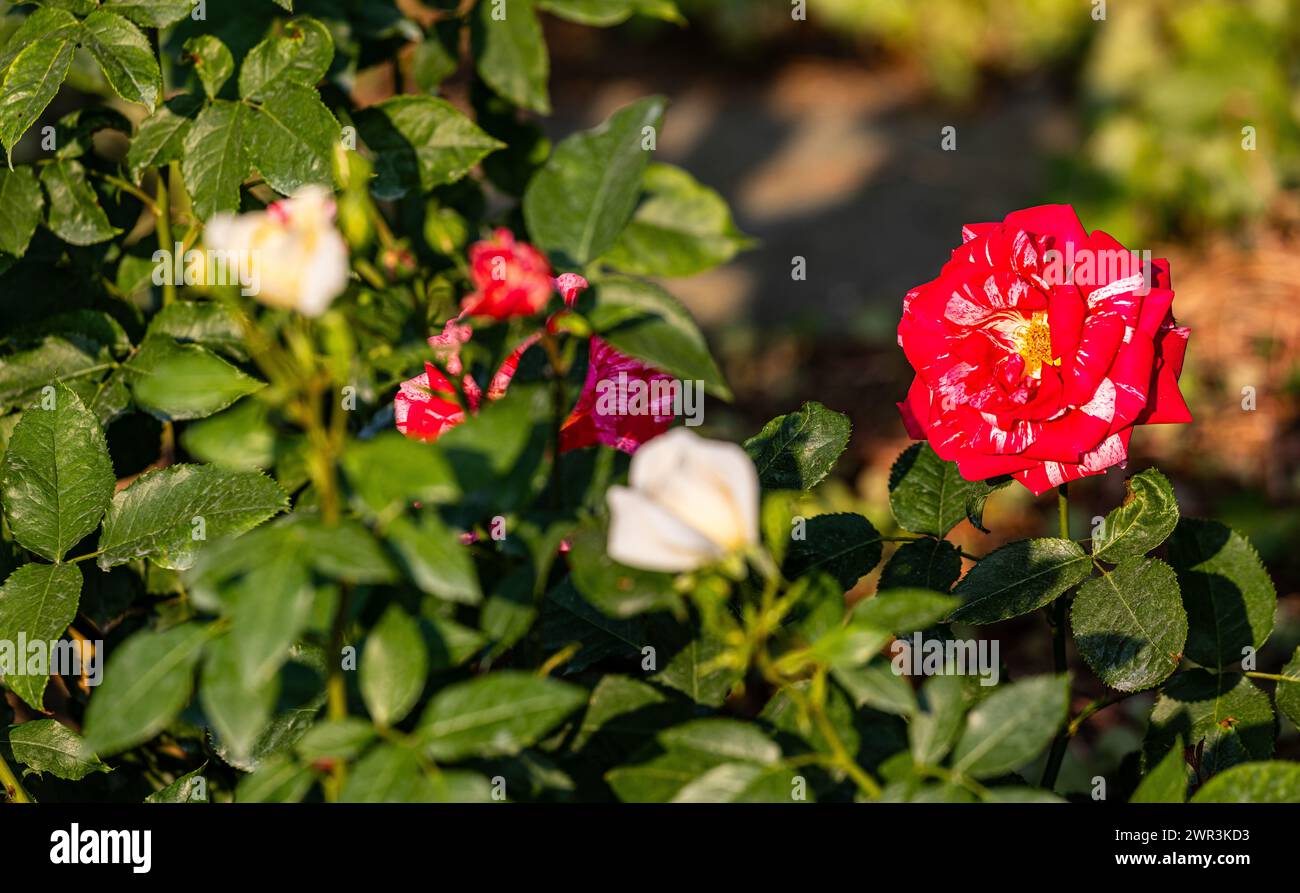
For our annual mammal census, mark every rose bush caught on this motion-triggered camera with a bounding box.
[0,1,1296,807]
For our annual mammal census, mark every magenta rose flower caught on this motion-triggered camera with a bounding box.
[896,204,1191,495]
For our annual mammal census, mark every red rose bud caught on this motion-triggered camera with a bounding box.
[460,228,554,319]
[896,204,1190,496]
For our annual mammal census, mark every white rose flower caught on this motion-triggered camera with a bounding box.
[606,428,760,572]
[204,185,349,317]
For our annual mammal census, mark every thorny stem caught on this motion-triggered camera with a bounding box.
[1040,483,1072,790]
[0,748,32,804]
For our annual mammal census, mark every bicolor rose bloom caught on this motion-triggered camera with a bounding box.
[204,185,349,317]
[397,272,675,453]
[561,337,676,453]
[607,428,759,572]
[896,205,1190,495]
[461,228,554,319]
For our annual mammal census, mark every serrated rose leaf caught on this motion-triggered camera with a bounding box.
[0,384,113,562]
[417,671,585,761]
[0,562,83,709]
[81,622,209,757]
[8,719,110,781]
[950,538,1091,624]
[124,335,264,421]
[743,401,850,491]
[1092,468,1179,562]
[98,464,288,570]
[1070,557,1186,692]
[950,674,1069,779]
[523,96,665,265]
[1168,519,1277,670]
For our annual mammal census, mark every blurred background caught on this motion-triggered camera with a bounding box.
[529,0,1300,791]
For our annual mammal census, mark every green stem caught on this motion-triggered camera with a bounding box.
[155,173,175,306]
[1246,671,1300,684]
[0,748,32,804]
[1040,483,1071,790]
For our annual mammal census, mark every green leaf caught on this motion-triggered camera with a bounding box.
[126,97,196,182]
[246,81,340,196]
[40,160,118,245]
[1191,761,1300,803]
[1130,740,1187,803]
[1070,557,1186,692]
[51,106,130,161]
[341,744,492,802]
[417,671,585,762]
[523,95,665,265]
[950,674,1068,780]
[742,401,849,491]
[569,674,687,755]
[0,336,104,413]
[782,512,882,591]
[200,634,277,766]
[889,442,1001,538]
[541,577,645,672]
[342,432,460,518]
[649,621,741,706]
[950,538,1091,624]
[223,552,314,684]
[235,754,314,803]
[910,675,967,765]
[1144,670,1274,777]
[473,0,549,114]
[145,300,248,361]
[295,718,375,762]
[879,537,962,591]
[1275,647,1300,730]
[145,766,208,802]
[0,165,43,256]
[80,10,161,111]
[104,0,193,28]
[7,719,110,781]
[237,15,333,101]
[181,100,251,220]
[606,718,782,803]
[1092,468,1179,562]
[0,562,81,709]
[833,662,918,717]
[360,606,428,728]
[412,35,458,92]
[586,276,730,399]
[0,384,113,562]
[1168,519,1277,670]
[81,622,209,756]
[852,588,960,634]
[124,335,264,421]
[601,163,753,276]
[387,512,481,605]
[539,0,684,26]
[566,522,679,618]
[183,34,233,99]
[174,399,272,469]
[0,23,76,162]
[98,464,288,570]
[356,95,503,201]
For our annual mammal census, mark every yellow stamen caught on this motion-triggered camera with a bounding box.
[1015,311,1059,378]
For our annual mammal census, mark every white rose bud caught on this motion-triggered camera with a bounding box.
[606,428,759,572]
[204,185,349,317]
